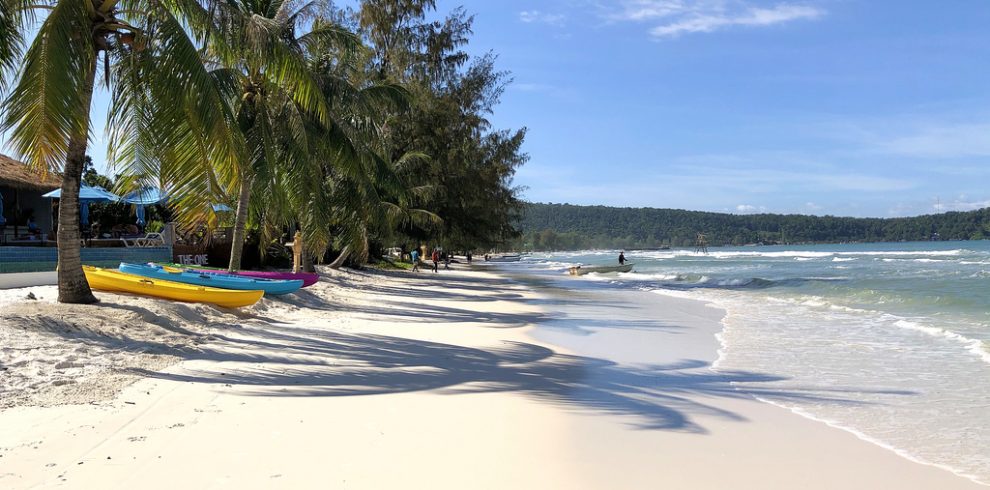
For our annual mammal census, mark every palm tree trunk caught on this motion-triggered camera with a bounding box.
[227,173,253,272]
[301,249,315,272]
[57,52,99,304]
[328,245,351,269]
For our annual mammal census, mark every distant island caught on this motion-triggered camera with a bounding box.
[515,203,990,250]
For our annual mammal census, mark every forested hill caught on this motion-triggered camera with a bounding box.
[515,203,990,250]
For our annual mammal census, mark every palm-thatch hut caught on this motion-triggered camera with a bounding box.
[0,154,60,242]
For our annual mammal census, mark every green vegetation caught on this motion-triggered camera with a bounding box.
[516,203,990,250]
[1,0,236,303]
[1,0,525,302]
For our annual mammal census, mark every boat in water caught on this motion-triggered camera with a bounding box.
[84,266,264,308]
[486,254,521,262]
[121,263,303,295]
[163,263,319,287]
[568,263,634,276]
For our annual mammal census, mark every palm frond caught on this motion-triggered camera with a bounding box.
[1,0,92,174]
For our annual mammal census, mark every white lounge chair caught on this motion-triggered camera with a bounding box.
[121,232,166,248]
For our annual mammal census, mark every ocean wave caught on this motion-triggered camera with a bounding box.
[746,397,989,487]
[528,260,575,270]
[890,317,990,365]
[631,248,976,260]
[603,273,849,291]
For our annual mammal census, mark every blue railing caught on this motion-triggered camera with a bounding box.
[0,246,172,273]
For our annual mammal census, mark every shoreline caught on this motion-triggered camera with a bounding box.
[501,265,988,488]
[692,286,990,487]
[0,265,985,488]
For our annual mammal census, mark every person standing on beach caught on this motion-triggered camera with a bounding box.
[431,249,440,273]
[619,252,628,265]
[411,249,420,272]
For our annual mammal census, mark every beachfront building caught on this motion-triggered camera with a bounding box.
[0,154,173,287]
[0,153,59,244]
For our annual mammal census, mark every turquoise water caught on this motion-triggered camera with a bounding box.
[516,241,990,485]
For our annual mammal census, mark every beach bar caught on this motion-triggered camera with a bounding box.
[0,154,58,244]
[0,154,172,288]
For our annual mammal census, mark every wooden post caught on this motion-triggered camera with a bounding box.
[291,231,303,273]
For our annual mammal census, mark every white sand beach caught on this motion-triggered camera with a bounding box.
[0,266,984,489]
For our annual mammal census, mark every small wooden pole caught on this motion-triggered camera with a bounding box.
[291,231,303,273]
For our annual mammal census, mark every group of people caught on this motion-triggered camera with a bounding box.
[410,248,451,273]
[407,249,629,272]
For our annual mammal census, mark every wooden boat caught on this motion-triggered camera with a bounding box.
[84,266,264,308]
[486,254,521,262]
[121,263,303,296]
[162,263,319,287]
[568,263,634,276]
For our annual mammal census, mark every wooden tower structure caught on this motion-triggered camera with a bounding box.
[694,233,709,254]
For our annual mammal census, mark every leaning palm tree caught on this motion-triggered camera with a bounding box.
[202,0,357,272]
[249,22,418,269]
[0,0,237,303]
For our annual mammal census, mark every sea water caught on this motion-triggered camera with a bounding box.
[514,241,990,485]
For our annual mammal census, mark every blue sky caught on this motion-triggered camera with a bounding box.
[5,1,989,218]
[440,0,990,217]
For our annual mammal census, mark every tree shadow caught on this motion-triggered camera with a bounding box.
[120,320,912,434]
[17,268,920,434]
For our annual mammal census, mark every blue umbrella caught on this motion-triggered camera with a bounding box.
[43,184,119,227]
[122,187,167,228]
[43,184,121,202]
[212,203,233,212]
[122,187,168,206]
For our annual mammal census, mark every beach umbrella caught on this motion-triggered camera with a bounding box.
[212,203,233,212]
[43,184,120,227]
[122,187,167,227]
[122,187,168,206]
[43,184,121,202]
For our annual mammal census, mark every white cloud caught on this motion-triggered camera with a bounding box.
[875,122,990,159]
[651,4,823,37]
[667,158,917,193]
[604,1,824,38]
[939,196,990,212]
[805,201,823,211]
[735,204,767,214]
[519,10,566,27]
[610,0,687,21]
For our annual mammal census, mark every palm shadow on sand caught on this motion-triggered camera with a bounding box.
[28,269,917,434]
[128,319,911,434]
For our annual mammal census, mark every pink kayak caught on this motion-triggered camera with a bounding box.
[163,263,319,287]
[232,270,319,287]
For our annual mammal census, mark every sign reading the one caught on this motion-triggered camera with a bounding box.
[178,254,209,266]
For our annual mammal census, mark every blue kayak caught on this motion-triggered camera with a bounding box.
[119,263,303,296]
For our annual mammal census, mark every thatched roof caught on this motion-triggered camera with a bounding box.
[0,154,61,191]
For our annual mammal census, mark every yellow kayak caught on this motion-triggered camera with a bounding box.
[83,266,264,308]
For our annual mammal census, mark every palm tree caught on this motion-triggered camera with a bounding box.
[0,0,237,303]
[254,20,426,269]
[326,148,441,267]
[201,0,357,272]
